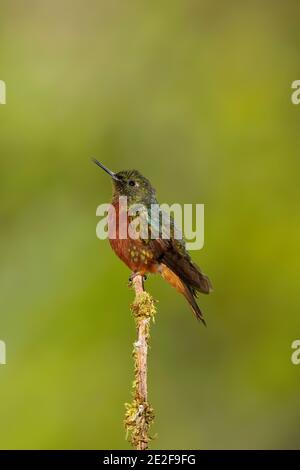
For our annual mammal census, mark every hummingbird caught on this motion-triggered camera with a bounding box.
[93,159,212,325]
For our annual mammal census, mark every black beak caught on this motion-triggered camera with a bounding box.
[91,158,120,181]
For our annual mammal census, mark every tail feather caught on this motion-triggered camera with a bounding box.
[183,284,207,326]
[160,264,207,325]
[161,250,212,295]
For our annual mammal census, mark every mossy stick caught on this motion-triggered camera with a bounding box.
[124,275,156,450]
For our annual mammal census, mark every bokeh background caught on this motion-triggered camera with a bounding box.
[0,0,300,449]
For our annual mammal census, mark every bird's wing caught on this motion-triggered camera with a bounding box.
[139,206,212,295]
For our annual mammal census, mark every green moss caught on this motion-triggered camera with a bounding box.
[131,292,156,322]
[124,288,157,449]
[124,399,155,449]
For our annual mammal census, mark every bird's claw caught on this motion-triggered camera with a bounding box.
[128,272,147,287]
[128,272,136,287]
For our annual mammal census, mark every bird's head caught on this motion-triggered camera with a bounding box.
[92,159,156,206]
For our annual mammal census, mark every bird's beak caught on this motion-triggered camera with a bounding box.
[91,158,120,181]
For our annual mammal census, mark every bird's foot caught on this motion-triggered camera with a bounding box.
[128,272,147,287]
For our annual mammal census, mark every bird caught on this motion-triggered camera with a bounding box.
[92,159,212,325]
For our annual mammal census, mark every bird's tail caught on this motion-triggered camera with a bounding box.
[159,264,206,325]
[182,283,206,326]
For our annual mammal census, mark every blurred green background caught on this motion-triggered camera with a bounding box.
[0,0,300,450]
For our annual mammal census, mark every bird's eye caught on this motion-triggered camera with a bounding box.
[128,180,135,187]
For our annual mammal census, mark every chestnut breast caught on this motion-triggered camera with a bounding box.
[108,201,157,274]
